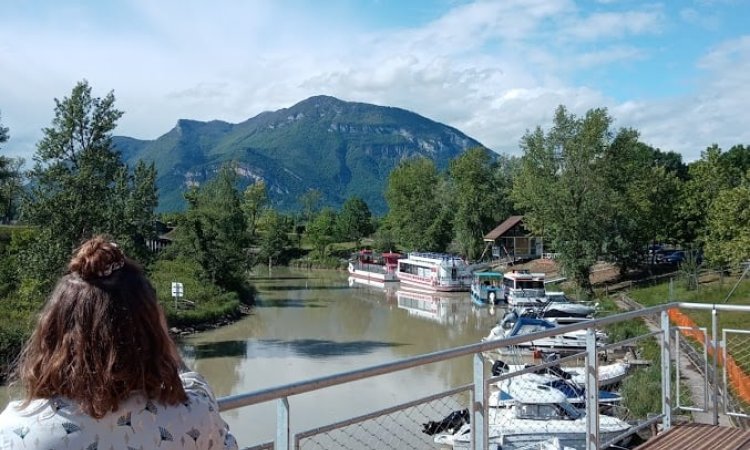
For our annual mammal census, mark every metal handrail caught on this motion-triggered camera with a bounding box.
[218,302,680,411]
[216,301,750,450]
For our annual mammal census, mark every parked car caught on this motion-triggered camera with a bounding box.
[663,250,703,265]
[655,249,679,263]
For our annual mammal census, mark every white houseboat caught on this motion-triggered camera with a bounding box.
[347,250,401,283]
[395,252,472,292]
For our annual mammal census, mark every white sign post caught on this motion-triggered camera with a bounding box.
[171,281,184,309]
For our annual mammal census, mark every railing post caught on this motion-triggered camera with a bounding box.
[473,352,486,450]
[661,310,672,430]
[586,328,599,450]
[712,306,720,426]
[277,397,290,450]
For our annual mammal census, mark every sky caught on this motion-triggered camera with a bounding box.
[1,0,749,163]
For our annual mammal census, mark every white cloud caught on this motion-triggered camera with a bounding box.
[0,0,747,167]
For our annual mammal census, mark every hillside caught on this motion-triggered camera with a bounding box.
[114,95,486,213]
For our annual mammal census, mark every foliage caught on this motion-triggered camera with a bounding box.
[257,209,292,265]
[601,141,682,272]
[704,182,750,268]
[176,164,248,291]
[147,257,241,327]
[306,208,337,258]
[298,188,322,222]
[512,106,614,295]
[19,80,157,286]
[385,157,450,252]
[449,147,506,260]
[677,145,735,244]
[335,196,373,246]
[242,180,268,240]
[0,114,25,223]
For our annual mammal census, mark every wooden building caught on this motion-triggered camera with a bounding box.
[483,215,543,261]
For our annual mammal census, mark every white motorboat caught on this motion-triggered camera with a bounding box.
[489,378,621,409]
[491,358,631,389]
[483,317,608,355]
[433,382,632,449]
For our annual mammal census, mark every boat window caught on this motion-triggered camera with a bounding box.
[517,280,545,290]
[558,401,583,420]
[516,404,563,420]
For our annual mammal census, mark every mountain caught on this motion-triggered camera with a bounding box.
[114,95,485,214]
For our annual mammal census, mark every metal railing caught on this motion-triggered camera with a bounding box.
[217,302,750,450]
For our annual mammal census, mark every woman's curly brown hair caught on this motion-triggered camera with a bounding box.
[15,236,187,418]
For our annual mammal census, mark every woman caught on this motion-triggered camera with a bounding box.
[0,236,237,449]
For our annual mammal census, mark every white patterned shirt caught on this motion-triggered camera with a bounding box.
[0,371,238,450]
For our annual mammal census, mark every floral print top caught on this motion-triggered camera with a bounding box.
[0,371,237,450]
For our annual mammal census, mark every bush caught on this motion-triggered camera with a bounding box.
[149,257,243,327]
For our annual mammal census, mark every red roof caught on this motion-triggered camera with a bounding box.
[484,216,525,241]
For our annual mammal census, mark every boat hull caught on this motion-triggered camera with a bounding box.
[347,263,399,282]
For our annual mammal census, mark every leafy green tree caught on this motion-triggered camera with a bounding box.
[257,210,291,266]
[449,147,504,260]
[242,180,268,240]
[678,145,734,244]
[179,165,247,290]
[306,208,337,258]
[512,106,616,294]
[385,157,449,251]
[298,188,322,222]
[704,182,750,268]
[336,196,373,246]
[0,115,24,223]
[20,81,156,283]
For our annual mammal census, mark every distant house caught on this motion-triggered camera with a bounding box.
[483,215,544,261]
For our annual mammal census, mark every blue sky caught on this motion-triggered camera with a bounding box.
[1,0,749,162]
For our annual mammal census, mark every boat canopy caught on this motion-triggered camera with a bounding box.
[508,317,558,337]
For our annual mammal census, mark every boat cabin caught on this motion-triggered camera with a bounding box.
[502,270,547,306]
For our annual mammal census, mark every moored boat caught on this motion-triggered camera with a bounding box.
[482,316,608,355]
[470,271,504,305]
[347,250,401,282]
[395,252,472,292]
[433,381,632,449]
[502,270,547,307]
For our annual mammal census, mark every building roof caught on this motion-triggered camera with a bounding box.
[484,215,524,241]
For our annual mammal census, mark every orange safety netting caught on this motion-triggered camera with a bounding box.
[668,308,750,403]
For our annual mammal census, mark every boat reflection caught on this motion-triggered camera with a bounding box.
[396,289,502,325]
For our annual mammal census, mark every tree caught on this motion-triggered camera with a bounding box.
[704,182,750,268]
[179,165,247,290]
[257,210,291,266]
[512,106,615,295]
[306,208,337,258]
[242,180,268,241]
[336,196,373,246]
[20,81,156,283]
[385,157,449,252]
[298,188,322,223]
[678,145,735,244]
[0,114,24,223]
[449,147,504,260]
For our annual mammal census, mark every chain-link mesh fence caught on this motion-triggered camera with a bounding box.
[225,304,750,450]
[296,387,470,449]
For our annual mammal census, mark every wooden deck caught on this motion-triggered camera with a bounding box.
[635,423,750,450]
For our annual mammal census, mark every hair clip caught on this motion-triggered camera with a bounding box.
[97,260,125,278]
